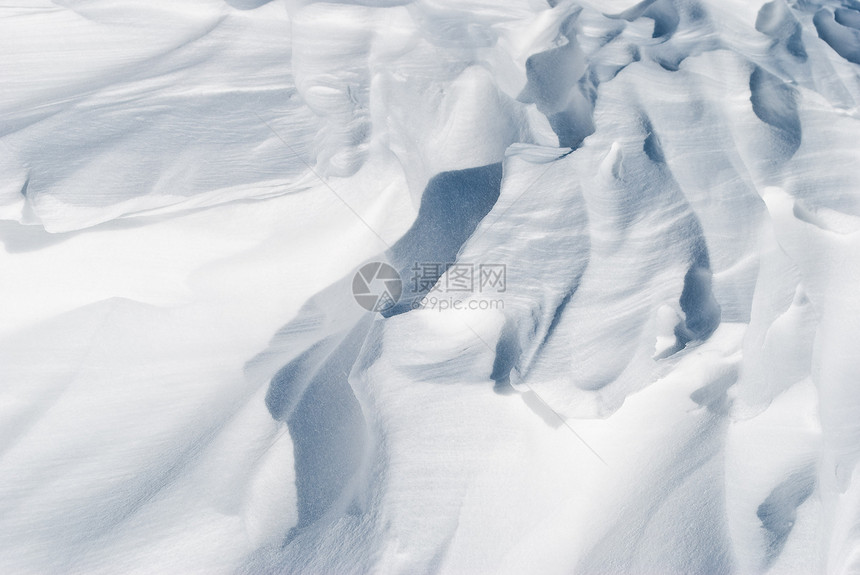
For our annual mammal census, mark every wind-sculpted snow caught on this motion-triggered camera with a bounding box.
[1,0,860,573]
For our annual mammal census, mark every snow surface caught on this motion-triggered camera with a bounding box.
[1,0,860,573]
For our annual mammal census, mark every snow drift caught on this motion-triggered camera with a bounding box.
[1,0,859,573]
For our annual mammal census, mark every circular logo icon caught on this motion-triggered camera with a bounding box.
[352,262,402,312]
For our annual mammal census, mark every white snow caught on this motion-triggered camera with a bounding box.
[2,0,860,573]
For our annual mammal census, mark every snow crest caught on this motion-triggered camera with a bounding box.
[2,0,860,573]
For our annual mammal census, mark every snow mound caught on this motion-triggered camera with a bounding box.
[2,0,860,573]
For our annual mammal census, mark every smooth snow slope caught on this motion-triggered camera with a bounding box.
[1,0,860,573]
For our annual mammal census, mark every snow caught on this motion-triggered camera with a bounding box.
[2,0,860,573]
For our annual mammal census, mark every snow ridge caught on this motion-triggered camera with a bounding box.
[2,0,860,573]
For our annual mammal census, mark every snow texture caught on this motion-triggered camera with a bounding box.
[1,0,860,573]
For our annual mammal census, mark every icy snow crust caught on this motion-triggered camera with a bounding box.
[1,0,860,573]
